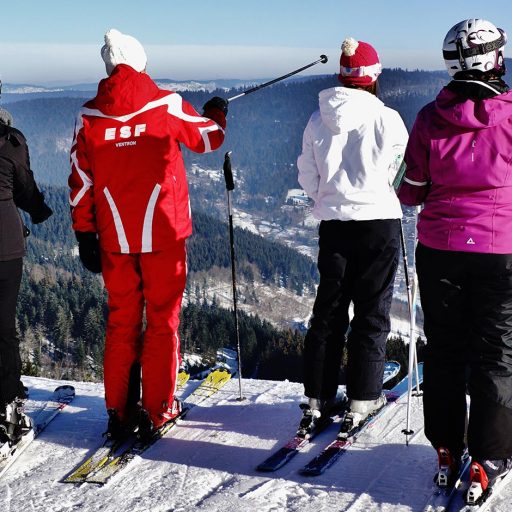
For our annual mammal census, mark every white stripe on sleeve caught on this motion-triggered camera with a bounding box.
[404,176,428,187]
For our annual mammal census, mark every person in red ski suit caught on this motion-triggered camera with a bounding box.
[68,29,227,439]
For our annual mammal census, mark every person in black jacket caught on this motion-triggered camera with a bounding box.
[0,106,52,448]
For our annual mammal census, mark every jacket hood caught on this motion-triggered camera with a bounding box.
[435,86,512,129]
[92,64,160,116]
[318,87,384,133]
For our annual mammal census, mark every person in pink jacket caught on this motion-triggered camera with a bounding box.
[398,18,512,504]
[69,29,227,440]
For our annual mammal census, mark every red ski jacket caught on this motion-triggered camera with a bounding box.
[69,64,226,253]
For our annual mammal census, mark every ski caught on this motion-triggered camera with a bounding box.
[299,362,423,476]
[423,453,471,512]
[0,385,76,479]
[256,361,401,472]
[64,369,191,484]
[65,368,231,485]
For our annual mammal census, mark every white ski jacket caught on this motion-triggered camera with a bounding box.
[297,87,408,221]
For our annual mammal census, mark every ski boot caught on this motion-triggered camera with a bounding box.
[338,393,387,439]
[105,409,129,441]
[104,405,141,442]
[435,447,466,488]
[296,395,347,439]
[0,397,33,448]
[297,403,323,439]
[137,398,182,442]
[466,458,512,505]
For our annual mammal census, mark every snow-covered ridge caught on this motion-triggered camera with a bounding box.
[3,85,65,94]
[154,80,224,93]
[1,78,259,95]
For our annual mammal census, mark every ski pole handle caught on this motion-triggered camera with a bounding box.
[223,151,234,191]
[227,55,328,102]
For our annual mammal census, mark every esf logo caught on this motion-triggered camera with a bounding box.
[104,124,146,140]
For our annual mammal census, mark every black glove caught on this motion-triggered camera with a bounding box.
[28,190,53,224]
[75,231,102,274]
[202,96,228,116]
[30,202,53,224]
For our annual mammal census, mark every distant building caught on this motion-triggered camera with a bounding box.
[285,189,310,206]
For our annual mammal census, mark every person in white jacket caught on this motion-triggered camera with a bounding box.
[296,37,408,439]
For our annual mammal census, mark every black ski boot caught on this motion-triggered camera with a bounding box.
[137,399,182,442]
[296,396,345,439]
[136,409,157,443]
[104,408,139,441]
[0,397,32,447]
[297,404,323,439]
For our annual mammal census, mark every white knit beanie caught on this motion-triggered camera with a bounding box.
[101,28,147,75]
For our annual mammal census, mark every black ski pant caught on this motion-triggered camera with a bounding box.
[303,219,400,402]
[416,243,512,461]
[0,258,25,407]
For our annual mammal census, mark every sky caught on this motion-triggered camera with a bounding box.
[1,1,512,84]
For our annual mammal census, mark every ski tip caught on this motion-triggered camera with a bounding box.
[53,385,76,402]
[54,384,76,392]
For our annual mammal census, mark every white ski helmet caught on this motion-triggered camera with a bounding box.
[443,18,507,77]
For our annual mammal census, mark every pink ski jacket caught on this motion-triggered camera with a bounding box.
[398,86,512,254]
[69,65,225,253]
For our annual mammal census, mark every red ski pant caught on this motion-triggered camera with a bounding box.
[101,242,186,425]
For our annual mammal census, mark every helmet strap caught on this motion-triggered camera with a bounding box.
[456,38,467,70]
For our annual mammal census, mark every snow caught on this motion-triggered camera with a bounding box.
[2,376,510,512]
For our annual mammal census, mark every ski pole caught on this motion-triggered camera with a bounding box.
[400,208,422,446]
[227,55,328,102]
[223,151,245,401]
[399,219,414,444]
[410,207,423,398]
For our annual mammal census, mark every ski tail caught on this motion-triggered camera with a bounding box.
[177,370,190,390]
[185,369,231,405]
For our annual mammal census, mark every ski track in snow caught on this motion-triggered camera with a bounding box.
[0,376,510,512]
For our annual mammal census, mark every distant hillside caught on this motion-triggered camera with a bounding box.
[4,68,450,192]
[23,186,318,293]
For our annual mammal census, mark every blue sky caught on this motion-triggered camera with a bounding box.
[1,1,511,84]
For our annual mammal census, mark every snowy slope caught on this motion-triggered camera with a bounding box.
[1,376,510,512]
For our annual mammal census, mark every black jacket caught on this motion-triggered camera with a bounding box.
[0,123,52,261]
